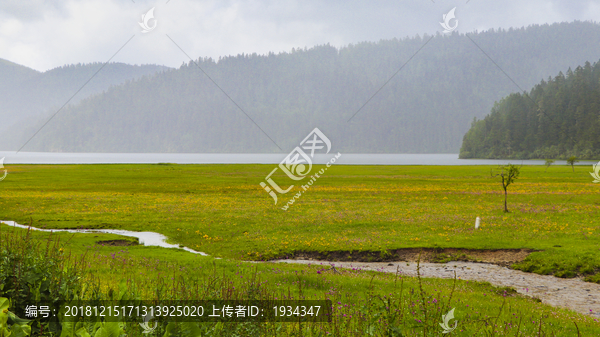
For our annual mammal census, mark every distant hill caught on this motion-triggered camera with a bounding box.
[460,60,600,160]
[0,59,40,89]
[5,21,600,153]
[0,60,170,142]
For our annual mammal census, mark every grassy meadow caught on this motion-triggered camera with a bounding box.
[1,163,599,335]
[1,164,598,279]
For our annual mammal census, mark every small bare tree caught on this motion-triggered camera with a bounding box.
[491,164,521,213]
[566,156,579,172]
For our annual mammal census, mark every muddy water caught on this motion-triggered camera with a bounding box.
[276,259,600,318]
[3,221,598,318]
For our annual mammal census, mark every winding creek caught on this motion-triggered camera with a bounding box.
[1,221,208,256]
[2,221,598,318]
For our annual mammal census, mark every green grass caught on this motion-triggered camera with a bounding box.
[2,225,599,336]
[1,163,598,280]
[1,163,600,335]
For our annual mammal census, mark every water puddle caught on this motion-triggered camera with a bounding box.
[0,221,208,256]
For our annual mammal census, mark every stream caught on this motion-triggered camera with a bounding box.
[2,221,598,318]
[0,220,208,256]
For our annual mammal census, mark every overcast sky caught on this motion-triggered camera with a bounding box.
[1,0,598,72]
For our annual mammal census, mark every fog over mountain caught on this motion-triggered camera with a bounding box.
[3,21,600,153]
[0,61,169,140]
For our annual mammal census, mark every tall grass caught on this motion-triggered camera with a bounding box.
[0,224,597,336]
[0,222,88,335]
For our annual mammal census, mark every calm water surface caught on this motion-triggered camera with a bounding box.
[0,152,595,165]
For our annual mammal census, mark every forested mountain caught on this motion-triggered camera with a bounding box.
[460,60,600,160]
[0,59,40,89]
[4,21,600,153]
[0,61,170,137]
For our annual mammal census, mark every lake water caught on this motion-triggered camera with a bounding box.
[0,152,595,166]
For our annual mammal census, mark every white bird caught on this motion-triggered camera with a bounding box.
[475,217,481,229]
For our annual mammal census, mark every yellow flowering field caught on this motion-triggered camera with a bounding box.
[0,164,598,281]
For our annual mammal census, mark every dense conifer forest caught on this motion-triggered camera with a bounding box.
[460,60,600,159]
[4,21,600,153]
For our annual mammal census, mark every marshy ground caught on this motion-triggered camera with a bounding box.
[1,163,599,335]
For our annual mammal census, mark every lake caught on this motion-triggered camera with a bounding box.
[0,152,596,166]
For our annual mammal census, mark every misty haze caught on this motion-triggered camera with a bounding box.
[1,1,599,336]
